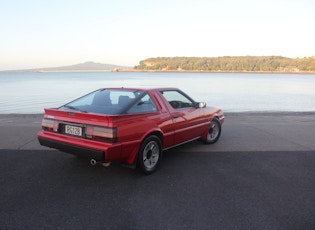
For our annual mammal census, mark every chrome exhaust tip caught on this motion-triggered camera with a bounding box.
[90,159,97,166]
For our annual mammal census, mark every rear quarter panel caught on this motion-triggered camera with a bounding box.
[112,111,174,163]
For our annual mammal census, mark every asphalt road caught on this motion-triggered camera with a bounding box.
[1,149,314,230]
[0,113,315,229]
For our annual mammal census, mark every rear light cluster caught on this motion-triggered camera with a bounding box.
[41,118,117,143]
[85,125,117,143]
[42,118,59,132]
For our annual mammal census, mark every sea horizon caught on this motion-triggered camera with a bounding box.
[1,72,314,114]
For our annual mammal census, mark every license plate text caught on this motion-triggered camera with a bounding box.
[65,125,82,136]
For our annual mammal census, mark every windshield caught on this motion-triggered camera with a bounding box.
[59,89,157,115]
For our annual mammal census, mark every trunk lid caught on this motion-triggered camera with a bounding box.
[43,108,112,127]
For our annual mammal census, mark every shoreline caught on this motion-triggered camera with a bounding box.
[2,69,315,74]
[121,69,315,74]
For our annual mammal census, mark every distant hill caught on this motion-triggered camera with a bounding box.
[37,61,132,72]
[11,61,132,72]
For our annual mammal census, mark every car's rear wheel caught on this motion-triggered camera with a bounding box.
[137,135,162,175]
[203,118,221,144]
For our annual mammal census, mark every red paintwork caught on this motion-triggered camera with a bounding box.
[37,87,224,165]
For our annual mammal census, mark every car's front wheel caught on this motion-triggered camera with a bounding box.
[137,135,162,175]
[203,118,221,144]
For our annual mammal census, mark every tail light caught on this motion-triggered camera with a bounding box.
[42,118,59,132]
[85,125,117,143]
[41,118,117,143]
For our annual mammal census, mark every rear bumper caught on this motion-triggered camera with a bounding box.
[38,136,105,161]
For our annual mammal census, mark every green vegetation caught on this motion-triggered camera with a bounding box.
[135,56,315,72]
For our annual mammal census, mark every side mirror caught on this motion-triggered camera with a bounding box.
[196,102,206,108]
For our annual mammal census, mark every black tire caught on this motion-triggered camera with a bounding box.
[137,135,162,175]
[203,118,221,144]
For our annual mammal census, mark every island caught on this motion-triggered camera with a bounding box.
[134,56,315,73]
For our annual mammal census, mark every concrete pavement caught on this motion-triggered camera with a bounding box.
[0,112,315,151]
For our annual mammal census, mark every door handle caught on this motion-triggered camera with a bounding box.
[173,114,179,119]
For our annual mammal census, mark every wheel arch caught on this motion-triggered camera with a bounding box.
[143,130,163,146]
[201,115,221,141]
[202,116,222,144]
[136,131,163,174]
[123,129,164,166]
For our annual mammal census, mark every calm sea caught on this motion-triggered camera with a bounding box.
[0,71,315,114]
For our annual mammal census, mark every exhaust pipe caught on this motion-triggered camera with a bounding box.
[90,159,111,167]
[90,159,97,166]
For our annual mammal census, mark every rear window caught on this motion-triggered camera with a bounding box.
[59,89,157,115]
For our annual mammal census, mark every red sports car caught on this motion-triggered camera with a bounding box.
[38,87,224,174]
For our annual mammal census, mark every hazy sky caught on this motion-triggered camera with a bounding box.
[1,0,314,70]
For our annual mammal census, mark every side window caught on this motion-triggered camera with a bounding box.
[160,90,194,109]
[127,93,158,114]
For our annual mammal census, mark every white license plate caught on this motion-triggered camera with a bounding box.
[65,125,82,136]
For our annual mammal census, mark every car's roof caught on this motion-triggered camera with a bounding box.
[99,87,180,92]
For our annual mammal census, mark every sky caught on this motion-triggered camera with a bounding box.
[0,0,314,70]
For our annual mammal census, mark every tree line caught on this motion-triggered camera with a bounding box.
[135,56,315,72]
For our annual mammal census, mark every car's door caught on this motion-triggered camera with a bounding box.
[159,90,207,145]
